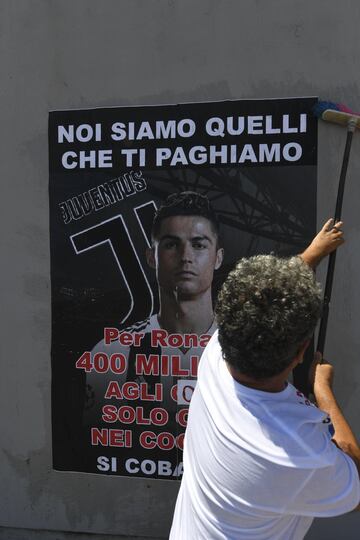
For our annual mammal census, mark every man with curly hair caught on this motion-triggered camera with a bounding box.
[170,243,360,539]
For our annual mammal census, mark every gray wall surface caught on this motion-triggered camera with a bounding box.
[1,1,359,538]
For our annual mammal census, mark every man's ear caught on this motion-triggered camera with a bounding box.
[294,340,311,365]
[146,246,156,269]
[215,247,224,270]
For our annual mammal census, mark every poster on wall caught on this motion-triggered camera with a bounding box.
[49,97,317,479]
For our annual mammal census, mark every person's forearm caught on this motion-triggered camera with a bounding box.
[299,247,321,270]
[316,386,360,474]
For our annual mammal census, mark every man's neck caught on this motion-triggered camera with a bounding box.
[158,289,214,335]
[227,364,289,393]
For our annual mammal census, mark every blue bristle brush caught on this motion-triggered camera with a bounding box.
[313,100,360,357]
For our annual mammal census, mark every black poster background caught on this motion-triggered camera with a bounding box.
[49,98,317,479]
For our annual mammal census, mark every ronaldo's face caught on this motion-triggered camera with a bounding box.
[147,215,223,299]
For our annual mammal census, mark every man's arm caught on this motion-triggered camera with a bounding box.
[312,357,360,511]
[300,218,344,270]
[313,360,360,473]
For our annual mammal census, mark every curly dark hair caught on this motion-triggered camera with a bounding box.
[151,191,220,240]
[215,255,322,379]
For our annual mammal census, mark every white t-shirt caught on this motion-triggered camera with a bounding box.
[170,331,360,540]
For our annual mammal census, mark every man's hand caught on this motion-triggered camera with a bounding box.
[300,219,344,270]
[309,351,360,481]
[309,351,334,399]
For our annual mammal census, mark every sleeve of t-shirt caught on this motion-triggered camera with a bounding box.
[286,449,360,517]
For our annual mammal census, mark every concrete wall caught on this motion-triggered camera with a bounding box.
[1,1,359,538]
